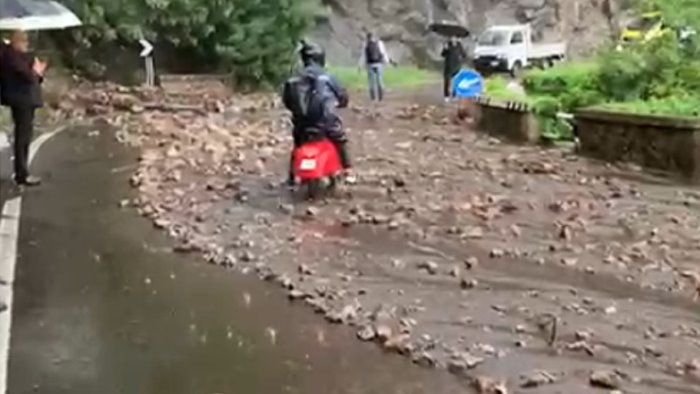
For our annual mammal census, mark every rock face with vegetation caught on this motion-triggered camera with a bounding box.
[312,0,626,65]
[51,0,629,81]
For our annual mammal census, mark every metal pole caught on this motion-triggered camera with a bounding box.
[144,56,154,87]
[149,57,154,86]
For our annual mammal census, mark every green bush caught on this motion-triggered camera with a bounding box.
[523,62,604,112]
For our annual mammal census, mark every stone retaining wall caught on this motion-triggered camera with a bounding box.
[576,108,700,182]
[472,97,540,143]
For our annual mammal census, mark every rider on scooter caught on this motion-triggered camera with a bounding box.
[282,43,352,186]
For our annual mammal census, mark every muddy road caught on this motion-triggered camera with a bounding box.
[67,78,700,393]
[9,124,467,394]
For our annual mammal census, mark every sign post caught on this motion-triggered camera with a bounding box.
[452,68,483,99]
[139,38,155,87]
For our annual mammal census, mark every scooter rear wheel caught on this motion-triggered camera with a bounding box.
[306,179,323,200]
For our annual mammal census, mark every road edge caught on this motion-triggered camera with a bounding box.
[0,127,64,393]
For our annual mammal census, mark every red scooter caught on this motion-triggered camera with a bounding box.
[292,138,343,199]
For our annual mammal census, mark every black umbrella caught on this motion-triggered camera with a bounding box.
[0,0,81,30]
[429,21,470,38]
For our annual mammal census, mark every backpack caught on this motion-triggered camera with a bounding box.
[365,40,384,64]
[284,73,325,123]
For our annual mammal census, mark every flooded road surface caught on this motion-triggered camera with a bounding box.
[8,127,467,394]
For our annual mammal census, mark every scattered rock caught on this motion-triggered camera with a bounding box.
[510,224,522,238]
[393,177,406,188]
[449,265,460,277]
[371,214,390,225]
[298,263,314,276]
[473,376,508,394]
[521,370,557,388]
[465,257,479,269]
[566,341,595,356]
[462,226,485,239]
[447,353,484,375]
[604,305,618,315]
[575,330,594,341]
[412,351,436,368]
[383,333,412,353]
[240,251,256,263]
[644,345,663,358]
[683,358,700,372]
[490,249,505,259]
[287,289,308,300]
[460,277,479,290]
[375,324,393,342]
[326,304,358,324]
[279,203,294,214]
[357,325,376,341]
[418,261,439,275]
[589,370,621,389]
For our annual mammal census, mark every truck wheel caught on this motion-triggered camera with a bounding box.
[510,61,523,79]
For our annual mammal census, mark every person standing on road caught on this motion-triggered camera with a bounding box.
[358,32,392,102]
[0,30,46,186]
[441,37,466,101]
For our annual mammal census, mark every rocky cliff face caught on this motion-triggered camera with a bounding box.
[311,0,626,66]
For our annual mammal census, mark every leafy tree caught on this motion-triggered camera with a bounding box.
[60,0,317,86]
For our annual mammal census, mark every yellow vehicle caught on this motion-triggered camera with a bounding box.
[620,12,669,43]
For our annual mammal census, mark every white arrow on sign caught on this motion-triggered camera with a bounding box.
[139,39,153,57]
[457,78,479,90]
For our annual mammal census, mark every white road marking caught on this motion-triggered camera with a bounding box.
[0,129,62,393]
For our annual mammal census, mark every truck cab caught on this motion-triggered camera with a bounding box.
[473,24,566,76]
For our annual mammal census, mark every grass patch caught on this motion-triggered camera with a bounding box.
[328,65,438,90]
[483,76,528,102]
[600,96,700,118]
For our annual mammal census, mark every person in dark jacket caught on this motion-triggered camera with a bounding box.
[0,30,46,186]
[441,37,466,101]
[358,32,392,102]
[282,44,352,185]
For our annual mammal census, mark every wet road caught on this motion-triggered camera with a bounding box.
[7,127,466,394]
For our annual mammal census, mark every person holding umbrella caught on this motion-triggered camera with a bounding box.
[441,37,467,102]
[0,30,46,186]
[429,21,470,102]
[0,0,81,186]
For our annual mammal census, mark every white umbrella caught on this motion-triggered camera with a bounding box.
[0,0,82,31]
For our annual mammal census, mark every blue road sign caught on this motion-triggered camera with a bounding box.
[452,68,483,98]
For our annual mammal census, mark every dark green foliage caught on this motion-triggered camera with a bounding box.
[60,0,317,86]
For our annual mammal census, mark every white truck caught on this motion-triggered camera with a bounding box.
[473,24,567,76]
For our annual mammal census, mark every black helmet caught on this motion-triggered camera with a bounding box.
[300,42,326,67]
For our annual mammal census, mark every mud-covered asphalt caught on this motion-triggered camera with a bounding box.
[64,78,700,393]
[8,125,466,394]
